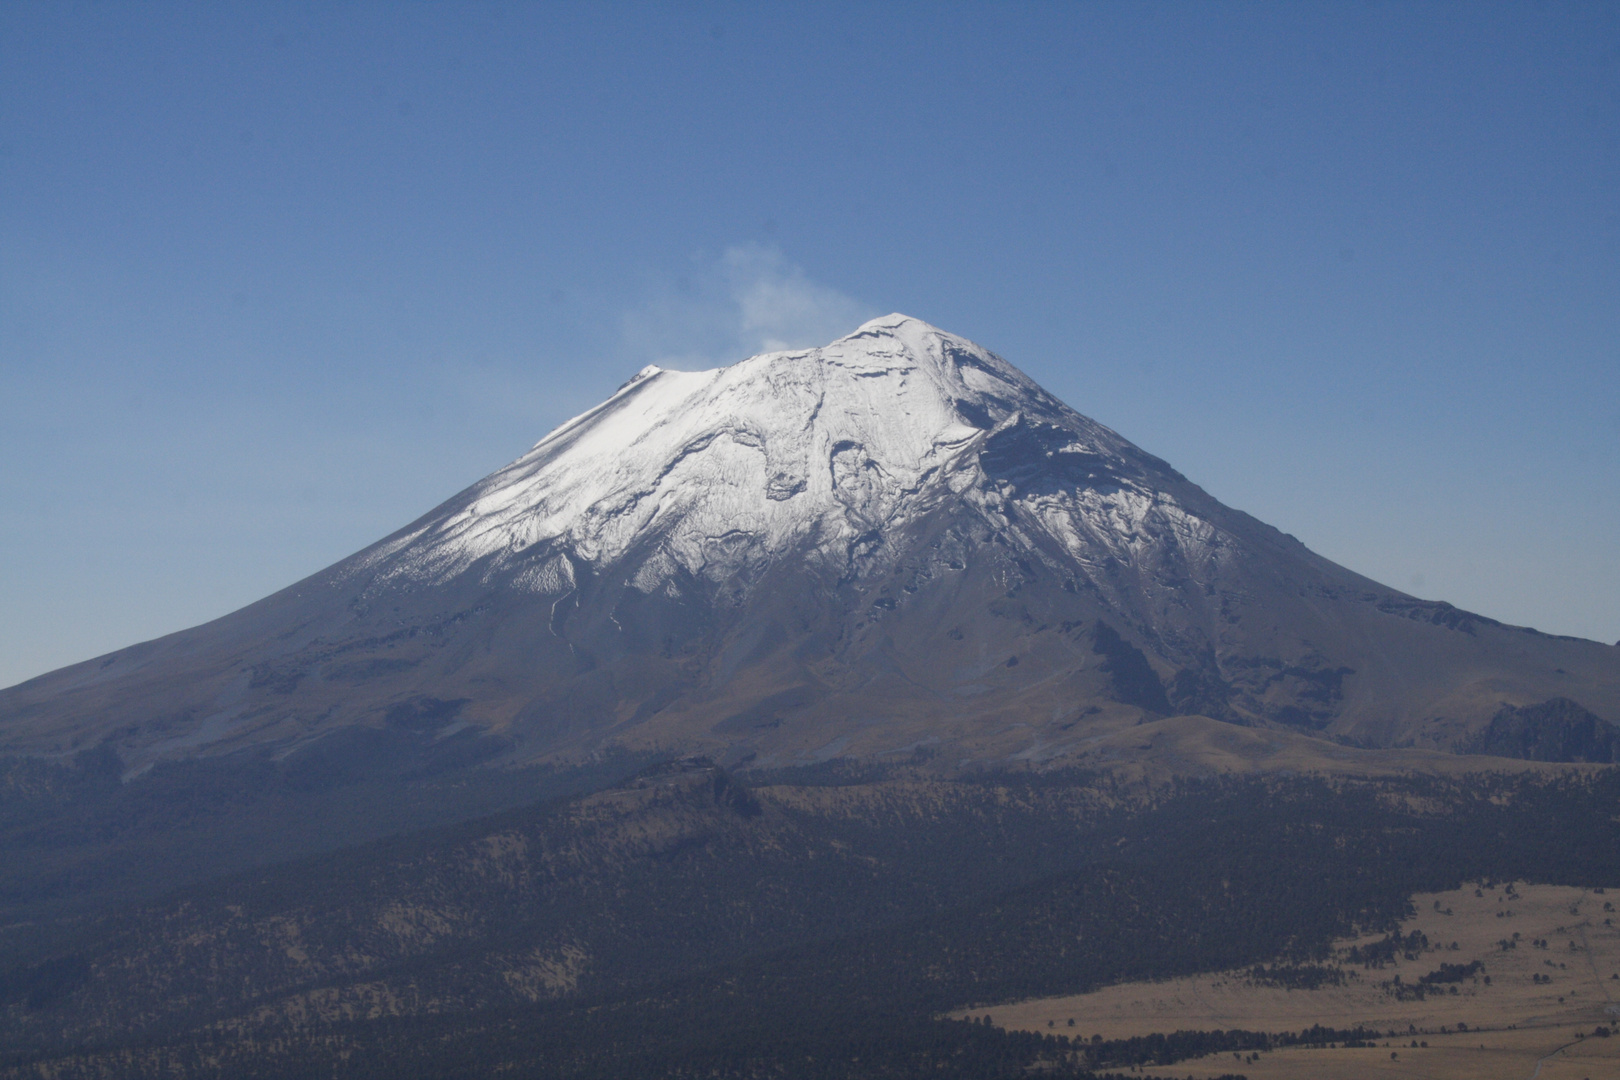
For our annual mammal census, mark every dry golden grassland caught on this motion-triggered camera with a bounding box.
[961,882,1620,1078]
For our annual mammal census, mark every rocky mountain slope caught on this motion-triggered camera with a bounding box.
[2,315,1615,775]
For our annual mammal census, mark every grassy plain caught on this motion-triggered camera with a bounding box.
[965,882,1620,1078]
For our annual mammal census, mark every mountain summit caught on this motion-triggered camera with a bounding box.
[4,316,1616,773]
[364,314,1196,597]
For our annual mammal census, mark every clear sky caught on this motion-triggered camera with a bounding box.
[2,1,1618,689]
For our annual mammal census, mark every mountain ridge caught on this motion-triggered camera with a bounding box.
[2,315,1615,775]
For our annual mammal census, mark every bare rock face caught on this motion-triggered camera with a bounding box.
[3,315,1617,773]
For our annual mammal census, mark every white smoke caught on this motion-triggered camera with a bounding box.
[621,243,877,368]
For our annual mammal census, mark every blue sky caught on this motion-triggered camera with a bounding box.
[3,1,1618,688]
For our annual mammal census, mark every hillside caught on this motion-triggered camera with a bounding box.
[2,317,1617,1079]
[3,766,1619,1078]
[2,316,1614,783]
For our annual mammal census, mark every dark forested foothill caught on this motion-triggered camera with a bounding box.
[0,765,1617,1079]
[0,738,659,936]
[1462,698,1620,763]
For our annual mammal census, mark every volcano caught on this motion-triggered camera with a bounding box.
[3,314,1616,774]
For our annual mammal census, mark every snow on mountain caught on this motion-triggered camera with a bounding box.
[4,314,1616,774]
[351,314,1224,604]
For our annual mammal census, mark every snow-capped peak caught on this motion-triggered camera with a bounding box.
[356,315,1162,591]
